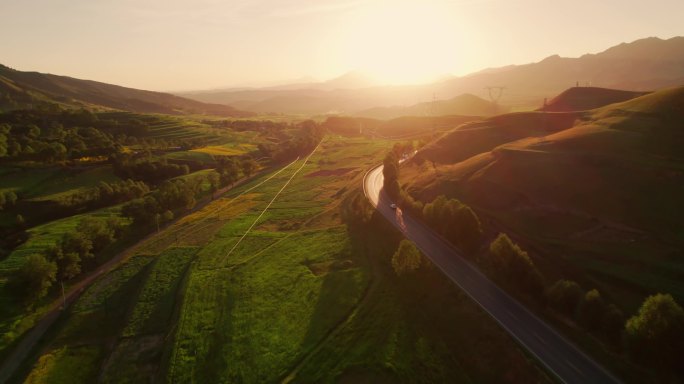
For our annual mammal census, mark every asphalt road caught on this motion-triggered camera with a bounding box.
[363,165,621,384]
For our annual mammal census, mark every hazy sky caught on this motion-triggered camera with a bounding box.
[1,0,683,91]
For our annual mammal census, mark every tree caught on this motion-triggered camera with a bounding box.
[4,191,17,207]
[625,293,684,368]
[422,195,482,254]
[603,303,624,345]
[382,152,400,197]
[207,170,220,196]
[576,289,606,331]
[18,254,57,301]
[488,233,544,298]
[546,279,584,315]
[392,240,422,276]
[0,128,7,157]
[15,214,25,228]
[217,157,240,186]
[58,251,82,280]
[453,205,483,253]
[122,196,159,225]
[340,192,373,226]
[61,232,94,260]
[241,158,258,178]
[78,217,115,252]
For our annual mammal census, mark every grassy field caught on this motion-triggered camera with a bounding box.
[191,142,257,156]
[15,135,548,383]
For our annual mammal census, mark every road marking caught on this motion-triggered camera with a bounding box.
[565,359,585,377]
[532,330,547,345]
[506,310,519,321]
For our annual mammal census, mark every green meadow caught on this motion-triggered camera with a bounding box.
[18,136,547,383]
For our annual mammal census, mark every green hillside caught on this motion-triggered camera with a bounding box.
[542,87,648,112]
[401,86,684,311]
[0,64,251,117]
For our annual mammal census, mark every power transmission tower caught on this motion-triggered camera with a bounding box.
[484,86,506,113]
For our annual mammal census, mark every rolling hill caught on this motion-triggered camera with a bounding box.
[0,64,251,117]
[354,93,502,119]
[400,86,684,309]
[541,87,648,112]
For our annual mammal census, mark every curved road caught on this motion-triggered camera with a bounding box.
[364,165,621,384]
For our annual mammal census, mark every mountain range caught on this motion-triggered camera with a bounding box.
[1,37,682,118]
[180,36,684,115]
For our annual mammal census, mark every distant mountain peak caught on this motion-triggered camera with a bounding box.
[541,54,562,62]
[323,70,377,90]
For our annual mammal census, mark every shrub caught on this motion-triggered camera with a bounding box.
[392,240,422,277]
[18,254,57,301]
[576,289,606,331]
[487,233,544,298]
[546,279,583,315]
[625,293,684,369]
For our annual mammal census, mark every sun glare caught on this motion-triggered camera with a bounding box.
[342,1,463,85]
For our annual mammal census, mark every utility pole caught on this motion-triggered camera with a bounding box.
[61,281,66,310]
[484,86,506,114]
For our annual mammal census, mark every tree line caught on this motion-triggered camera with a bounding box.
[57,179,150,209]
[111,152,190,183]
[0,109,214,163]
[257,120,325,162]
[379,144,684,378]
[121,170,219,227]
[10,216,125,302]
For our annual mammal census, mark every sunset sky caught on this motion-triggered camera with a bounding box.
[1,0,683,91]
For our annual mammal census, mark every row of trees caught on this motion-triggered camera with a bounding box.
[382,146,484,255]
[58,179,149,209]
[546,279,625,343]
[0,109,216,163]
[489,235,684,374]
[215,156,258,188]
[13,216,125,302]
[0,121,119,162]
[257,121,325,162]
[121,174,212,226]
[378,142,684,376]
[545,278,684,372]
[111,153,190,183]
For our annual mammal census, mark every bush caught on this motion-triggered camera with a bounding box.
[576,289,606,331]
[625,293,684,370]
[546,279,583,315]
[18,254,57,301]
[602,303,624,345]
[487,233,544,299]
[392,240,422,277]
[423,195,482,254]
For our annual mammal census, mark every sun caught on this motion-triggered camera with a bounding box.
[341,0,463,85]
